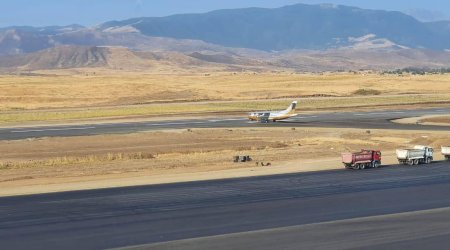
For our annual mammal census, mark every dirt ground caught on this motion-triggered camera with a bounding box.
[1,127,449,196]
[421,115,450,125]
[394,115,450,126]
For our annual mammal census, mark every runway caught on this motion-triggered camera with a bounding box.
[1,107,450,140]
[1,162,450,249]
[1,107,449,249]
[135,207,450,250]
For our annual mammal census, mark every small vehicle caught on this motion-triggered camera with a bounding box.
[341,150,382,170]
[233,155,252,162]
[442,146,450,161]
[396,145,433,165]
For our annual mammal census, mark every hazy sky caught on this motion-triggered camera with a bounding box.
[1,0,449,27]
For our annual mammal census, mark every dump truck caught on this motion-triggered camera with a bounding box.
[341,150,382,170]
[442,146,450,161]
[396,145,433,165]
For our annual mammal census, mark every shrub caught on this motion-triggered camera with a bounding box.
[352,89,381,96]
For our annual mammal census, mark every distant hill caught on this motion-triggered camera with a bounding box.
[1,3,450,72]
[0,25,85,55]
[273,48,450,72]
[1,3,450,56]
[96,4,450,51]
[0,46,109,70]
[0,27,237,56]
[1,45,450,73]
[425,21,450,37]
[0,45,267,72]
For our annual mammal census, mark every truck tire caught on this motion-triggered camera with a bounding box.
[373,161,380,168]
[426,157,432,164]
[408,160,414,166]
[414,159,419,165]
[360,164,365,170]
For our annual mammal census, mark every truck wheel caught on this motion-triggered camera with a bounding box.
[414,159,419,165]
[354,164,360,170]
[360,164,365,170]
[408,160,414,166]
[426,157,432,164]
[373,161,380,168]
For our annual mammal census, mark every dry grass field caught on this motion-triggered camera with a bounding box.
[1,72,449,109]
[1,95,450,124]
[0,72,449,123]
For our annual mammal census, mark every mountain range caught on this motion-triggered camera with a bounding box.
[96,4,450,51]
[1,3,450,72]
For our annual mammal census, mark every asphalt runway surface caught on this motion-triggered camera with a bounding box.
[1,107,450,140]
[1,162,450,249]
[1,107,450,249]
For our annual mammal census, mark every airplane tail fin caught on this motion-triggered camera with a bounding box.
[286,101,297,113]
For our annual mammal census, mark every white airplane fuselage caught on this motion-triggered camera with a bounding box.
[248,101,298,122]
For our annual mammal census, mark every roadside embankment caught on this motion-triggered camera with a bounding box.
[0,127,448,197]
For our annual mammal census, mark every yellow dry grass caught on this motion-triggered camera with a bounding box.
[1,72,449,111]
[0,72,449,123]
[0,95,449,123]
[0,152,155,169]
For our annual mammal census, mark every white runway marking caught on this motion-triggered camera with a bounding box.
[222,118,247,121]
[147,121,209,126]
[12,126,96,133]
[146,118,243,126]
[147,122,187,126]
[296,116,316,119]
[355,112,404,116]
[369,112,395,115]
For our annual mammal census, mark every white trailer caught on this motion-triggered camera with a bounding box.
[396,145,433,165]
[442,146,450,161]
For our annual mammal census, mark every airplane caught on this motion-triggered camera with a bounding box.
[248,101,298,123]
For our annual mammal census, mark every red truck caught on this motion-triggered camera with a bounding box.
[341,150,382,170]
